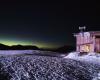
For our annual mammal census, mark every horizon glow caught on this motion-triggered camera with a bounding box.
[0,40,32,46]
[0,39,60,49]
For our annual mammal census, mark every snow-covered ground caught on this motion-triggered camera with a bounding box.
[64,52,100,64]
[0,50,34,55]
[0,50,100,80]
[64,52,100,80]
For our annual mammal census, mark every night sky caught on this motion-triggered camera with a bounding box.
[0,1,100,48]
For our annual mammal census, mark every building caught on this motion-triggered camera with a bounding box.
[74,27,100,53]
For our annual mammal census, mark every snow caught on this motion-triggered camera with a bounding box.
[0,54,99,80]
[0,50,47,56]
[92,72,100,80]
[64,52,100,64]
[0,50,100,80]
[0,50,34,55]
[64,52,100,80]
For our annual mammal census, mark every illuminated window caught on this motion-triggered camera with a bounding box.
[81,45,90,52]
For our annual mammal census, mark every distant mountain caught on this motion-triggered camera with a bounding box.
[0,43,39,50]
[55,45,75,53]
[0,43,10,50]
[0,43,75,53]
[10,45,39,50]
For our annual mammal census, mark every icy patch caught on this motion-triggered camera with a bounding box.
[64,52,100,64]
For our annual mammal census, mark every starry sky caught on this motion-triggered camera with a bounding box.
[0,1,100,48]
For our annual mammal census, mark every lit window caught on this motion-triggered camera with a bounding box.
[81,45,90,52]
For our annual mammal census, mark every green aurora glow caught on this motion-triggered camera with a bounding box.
[0,39,59,49]
[0,40,32,46]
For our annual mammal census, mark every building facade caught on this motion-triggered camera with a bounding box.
[74,31,100,53]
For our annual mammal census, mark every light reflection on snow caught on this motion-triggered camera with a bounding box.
[0,50,100,80]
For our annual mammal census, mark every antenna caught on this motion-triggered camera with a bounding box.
[79,26,86,32]
[79,26,86,37]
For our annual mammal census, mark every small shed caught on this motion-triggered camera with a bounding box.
[74,27,100,53]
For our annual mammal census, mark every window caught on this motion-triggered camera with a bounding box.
[81,45,90,52]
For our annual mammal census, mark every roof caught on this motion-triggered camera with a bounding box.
[74,31,100,36]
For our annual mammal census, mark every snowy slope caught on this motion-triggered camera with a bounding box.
[64,52,100,64]
[64,52,100,80]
